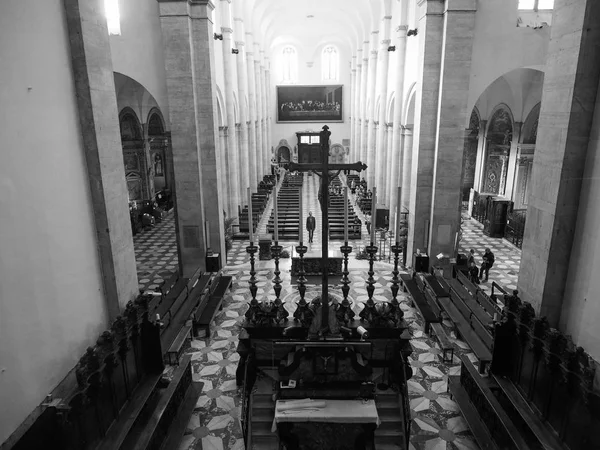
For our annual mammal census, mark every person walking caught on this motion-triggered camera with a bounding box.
[365,213,371,235]
[479,247,495,282]
[306,211,316,243]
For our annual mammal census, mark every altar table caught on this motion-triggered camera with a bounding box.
[271,399,380,432]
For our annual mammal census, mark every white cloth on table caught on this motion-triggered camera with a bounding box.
[271,399,380,432]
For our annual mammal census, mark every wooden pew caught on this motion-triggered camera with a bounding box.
[194,275,233,337]
[400,273,440,334]
[449,355,533,450]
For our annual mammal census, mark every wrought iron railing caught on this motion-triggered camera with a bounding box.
[240,352,254,447]
[504,209,526,249]
[399,355,411,449]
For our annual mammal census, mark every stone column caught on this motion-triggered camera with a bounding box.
[254,43,264,179]
[350,63,357,161]
[388,25,408,227]
[366,34,379,187]
[265,61,272,159]
[260,52,269,172]
[427,0,477,261]
[245,32,259,188]
[233,17,250,193]
[220,1,239,216]
[401,126,413,214]
[519,0,600,325]
[504,122,522,199]
[64,0,138,317]
[354,51,363,161]
[359,42,369,165]
[472,119,487,193]
[384,122,394,204]
[375,16,392,201]
[219,126,229,207]
[159,0,226,274]
[407,0,445,259]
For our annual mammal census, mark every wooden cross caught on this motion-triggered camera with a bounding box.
[287,125,367,336]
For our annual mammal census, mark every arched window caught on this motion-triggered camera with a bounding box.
[518,0,554,10]
[104,0,121,35]
[322,46,339,81]
[281,46,298,83]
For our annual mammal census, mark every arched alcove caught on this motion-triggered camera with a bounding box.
[119,108,145,202]
[329,143,346,164]
[462,108,481,200]
[482,105,514,195]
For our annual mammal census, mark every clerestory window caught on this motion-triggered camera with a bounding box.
[518,0,554,10]
[322,45,339,81]
[281,46,298,83]
[104,0,121,35]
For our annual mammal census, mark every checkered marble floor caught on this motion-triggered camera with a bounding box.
[132,177,523,450]
[133,211,179,293]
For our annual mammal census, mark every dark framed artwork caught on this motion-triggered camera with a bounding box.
[277,85,343,123]
[153,152,164,176]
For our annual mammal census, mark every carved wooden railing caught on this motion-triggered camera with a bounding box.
[491,296,600,450]
[240,351,255,448]
[504,208,526,249]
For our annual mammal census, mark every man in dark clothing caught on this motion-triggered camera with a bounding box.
[479,248,495,282]
[354,216,362,238]
[306,211,316,243]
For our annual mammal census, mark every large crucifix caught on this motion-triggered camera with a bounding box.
[287,125,367,336]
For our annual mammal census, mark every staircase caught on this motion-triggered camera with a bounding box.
[251,392,279,450]
[375,390,408,449]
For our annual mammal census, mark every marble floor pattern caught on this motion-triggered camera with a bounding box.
[131,174,523,449]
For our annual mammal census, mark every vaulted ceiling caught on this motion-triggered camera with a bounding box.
[238,0,395,55]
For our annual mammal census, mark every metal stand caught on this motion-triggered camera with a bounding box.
[360,243,378,322]
[244,243,261,323]
[271,241,288,323]
[390,242,402,304]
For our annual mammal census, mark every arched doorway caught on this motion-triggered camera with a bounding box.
[119,109,145,203]
[277,146,291,163]
[482,105,513,195]
[147,110,170,197]
[462,108,480,202]
[514,103,540,209]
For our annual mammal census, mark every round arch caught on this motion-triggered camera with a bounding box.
[403,83,417,126]
[521,102,541,145]
[119,107,143,141]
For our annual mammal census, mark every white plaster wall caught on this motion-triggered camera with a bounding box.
[467,0,550,121]
[109,0,170,126]
[0,0,109,443]
[269,43,353,152]
[560,77,600,362]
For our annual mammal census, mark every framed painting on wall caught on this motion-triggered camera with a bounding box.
[277,85,343,123]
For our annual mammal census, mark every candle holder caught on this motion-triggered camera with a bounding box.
[359,244,379,323]
[271,242,288,323]
[244,243,261,323]
[340,242,352,303]
[293,242,313,327]
[390,242,402,303]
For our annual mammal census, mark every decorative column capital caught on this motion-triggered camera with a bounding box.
[363,57,369,63]
[235,41,245,47]
[221,26,233,34]
[370,50,378,57]
[381,39,391,45]
[383,15,393,20]
[233,17,243,23]
[397,25,408,35]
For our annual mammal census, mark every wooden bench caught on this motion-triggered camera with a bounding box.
[438,296,492,373]
[491,375,567,450]
[450,354,557,450]
[430,322,454,363]
[194,275,233,337]
[118,354,197,450]
[400,273,440,334]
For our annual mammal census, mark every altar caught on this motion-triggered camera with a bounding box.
[291,247,343,276]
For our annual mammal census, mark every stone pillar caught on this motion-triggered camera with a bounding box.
[354,51,363,161]
[519,0,600,325]
[265,61,272,159]
[159,0,226,275]
[233,17,250,193]
[401,126,413,213]
[64,0,138,317]
[254,43,264,179]
[375,16,392,201]
[384,123,394,204]
[472,119,487,193]
[350,62,357,161]
[245,32,259,188]
[388,25,408,227]
[407,0,445,260]
[427,0,477,260]
[359,42,370,166]
[366,34,379,187]
[504,122,522,199]
[219,126,228,206]
[220,1,239,216]
[260,52,269,173]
